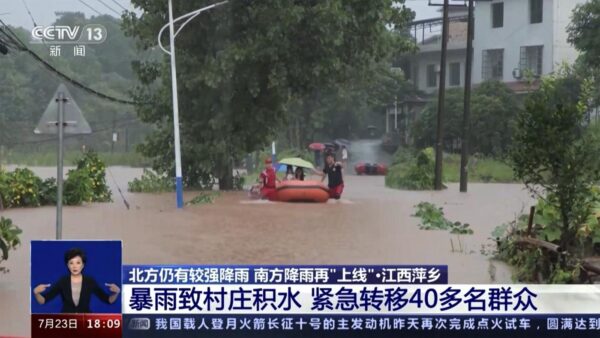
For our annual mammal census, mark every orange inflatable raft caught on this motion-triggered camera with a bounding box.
[275,180,329,203]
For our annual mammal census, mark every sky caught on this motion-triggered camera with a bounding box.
[0,0,440,30]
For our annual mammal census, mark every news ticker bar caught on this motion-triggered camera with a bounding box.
[31,314,600,338]
[121,314,600,338]
[31,314,121,338]
[123,265,448,284]
[121,284,600,315]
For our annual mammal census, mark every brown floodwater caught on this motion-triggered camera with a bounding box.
[0,165,534,337]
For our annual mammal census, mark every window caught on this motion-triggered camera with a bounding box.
[530,0,543,24]
[449,62,461,86]
[426,64,437,87]
[492,2,504,28]
[482,49,504,81]
[520,45,543,77]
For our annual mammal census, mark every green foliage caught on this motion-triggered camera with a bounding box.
[568,0,600,69]
[124,0,415,190]
[511,68,599,250]
[0,166,9,209]
[75,151,112,202]
[495,187,600,283]
[413,81,520,156]
[186,192,220,206]
[0,14,148,155]
[63,168,94,206]
[442,154,515,183]
[0,217,22,273]
[39,178,57,206]
[0,154,111,207]
[413,202,473,235]
[385,147,436,190]
[2,168,43,207]
[128,169,175,193]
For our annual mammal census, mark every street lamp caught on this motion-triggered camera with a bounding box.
[157,0,229,208]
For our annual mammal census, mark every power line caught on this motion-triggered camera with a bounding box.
[110,0,127,11]
[0,19,138,105]
[20,0,38,27]
[78,0,102,15]
[95,0,122,16]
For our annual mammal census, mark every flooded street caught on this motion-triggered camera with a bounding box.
[346,139,393,168]
[0,159,533,336]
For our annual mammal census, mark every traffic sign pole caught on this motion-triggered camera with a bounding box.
[56,92,65,240]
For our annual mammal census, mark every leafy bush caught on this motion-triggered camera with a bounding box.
[0,216,22,273]
[0,166,9,209]
[385,147,437,190]
[413,202,473,235]
[75,151,112,202]
[511,68,599,251]
[39,178,57,206]
[3,168,43,207]
[128,169,175,193]
[64,168,94,206]
[495,187,600,283]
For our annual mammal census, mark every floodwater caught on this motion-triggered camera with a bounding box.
[347,139,392,168]
[0,151,534,336]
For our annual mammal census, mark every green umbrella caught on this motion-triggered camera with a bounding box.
[278,157,315,169]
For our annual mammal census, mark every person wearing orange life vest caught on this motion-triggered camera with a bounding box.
[259,158,279,200]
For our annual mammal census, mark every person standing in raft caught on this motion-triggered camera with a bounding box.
[313,153,344,200]
[259,158,279,200]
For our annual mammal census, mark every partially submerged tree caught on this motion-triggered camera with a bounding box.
[123,0,414,189]
[511,67,599,251]
[413,81,518,156]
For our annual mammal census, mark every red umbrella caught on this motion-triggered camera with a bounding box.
[308,142,325,151]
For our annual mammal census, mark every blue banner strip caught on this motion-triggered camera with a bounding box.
[122,265,448,285]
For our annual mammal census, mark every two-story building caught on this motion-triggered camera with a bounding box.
[472,0,587,91]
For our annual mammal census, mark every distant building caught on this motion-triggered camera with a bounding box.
[386,0,589,150]
[402,6,469,95]
[472,0,588,92]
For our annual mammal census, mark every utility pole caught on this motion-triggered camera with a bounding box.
[460,0,475,192]
[434,0,450,190]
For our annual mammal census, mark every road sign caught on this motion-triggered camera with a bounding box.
[34,83,91,135]
[34,84,92,240]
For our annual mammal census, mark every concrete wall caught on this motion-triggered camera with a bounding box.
[411,49,467,94]
[472,0,554,84]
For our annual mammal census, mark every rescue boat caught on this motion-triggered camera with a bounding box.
[275,180,329,203]
[354,162,388,175]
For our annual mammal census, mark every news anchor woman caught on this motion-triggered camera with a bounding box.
[33,248,120,313]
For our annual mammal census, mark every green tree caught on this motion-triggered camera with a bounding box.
[511,68,599,251]
[0,15,147,156]
[568,0,600,69]
[123,0,414,189]
[413,81,519,156]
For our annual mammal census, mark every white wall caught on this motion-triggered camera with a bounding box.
[553,0,588,69]
[412,50,466,94]
[472,0,554,84]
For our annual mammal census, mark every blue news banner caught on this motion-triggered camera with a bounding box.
[120,265,600,337]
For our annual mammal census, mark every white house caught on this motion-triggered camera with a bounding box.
[472,0,587,89]
[404,7,469,94]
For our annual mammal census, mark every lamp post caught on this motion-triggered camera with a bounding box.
[158,0,229,208]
